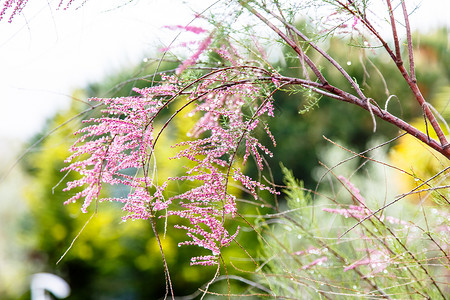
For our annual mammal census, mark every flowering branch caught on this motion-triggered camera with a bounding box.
[62,44,279,267]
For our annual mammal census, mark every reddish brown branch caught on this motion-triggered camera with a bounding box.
[263,7,367,101]
[240,1,328,85]
[337,0,449,149]
[386,0,403,63]
[276,75,450,159]
[242,1,450,158]
[400,0,416,82]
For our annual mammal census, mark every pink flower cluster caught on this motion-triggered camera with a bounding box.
[302,256,327,270]
[62,42,278,265]
[176,34,213,75]
[344,249,391,276]
[167,67,277,264]
[0,0,29,22]
[163,25,207,35]
[62,87,171,215]
[322,205,370,220]
[159,24,213,74]
[1,0,77,22]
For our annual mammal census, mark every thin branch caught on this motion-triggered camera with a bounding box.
[263,6,367,101]
[337,0,449,150]
[400,0,416,83]
[0,103,101,183]
[148,215,175,300]
[57,213,95,265]
[386,0,402,62]
[315,133,407,195]
[240,1,328,85]
[277,75,450,159]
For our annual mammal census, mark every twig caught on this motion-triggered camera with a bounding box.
[57,213,95,265]
[386,0,402,62]
[262,6,368,101]
[240,1,328,85]
[335,0,450,152]
[400,0,416,82]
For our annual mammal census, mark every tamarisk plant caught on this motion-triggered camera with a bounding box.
[4,0,449,298]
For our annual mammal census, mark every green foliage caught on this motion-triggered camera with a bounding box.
[254,162,449,299]
[280,162,311,208]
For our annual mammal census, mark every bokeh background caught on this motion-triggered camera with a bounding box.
[1,0,449,298]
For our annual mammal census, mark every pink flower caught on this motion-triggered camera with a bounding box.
[352,16,359,28]
[164,25,207,34]
[62,88,168,214]
[322,205,370,220]
[338,176,366,205]
[383,216,410,227]
[176,35,212,74]
[1,0,29,22]
[302,256,328,270]
[271,77,281,87]
[344,249,390,275]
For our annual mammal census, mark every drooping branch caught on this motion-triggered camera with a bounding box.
[272,75,450,159]
[240,1,450,159]
[156,66,450,159]
[260,4,368,101]
[337,0,449,150]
